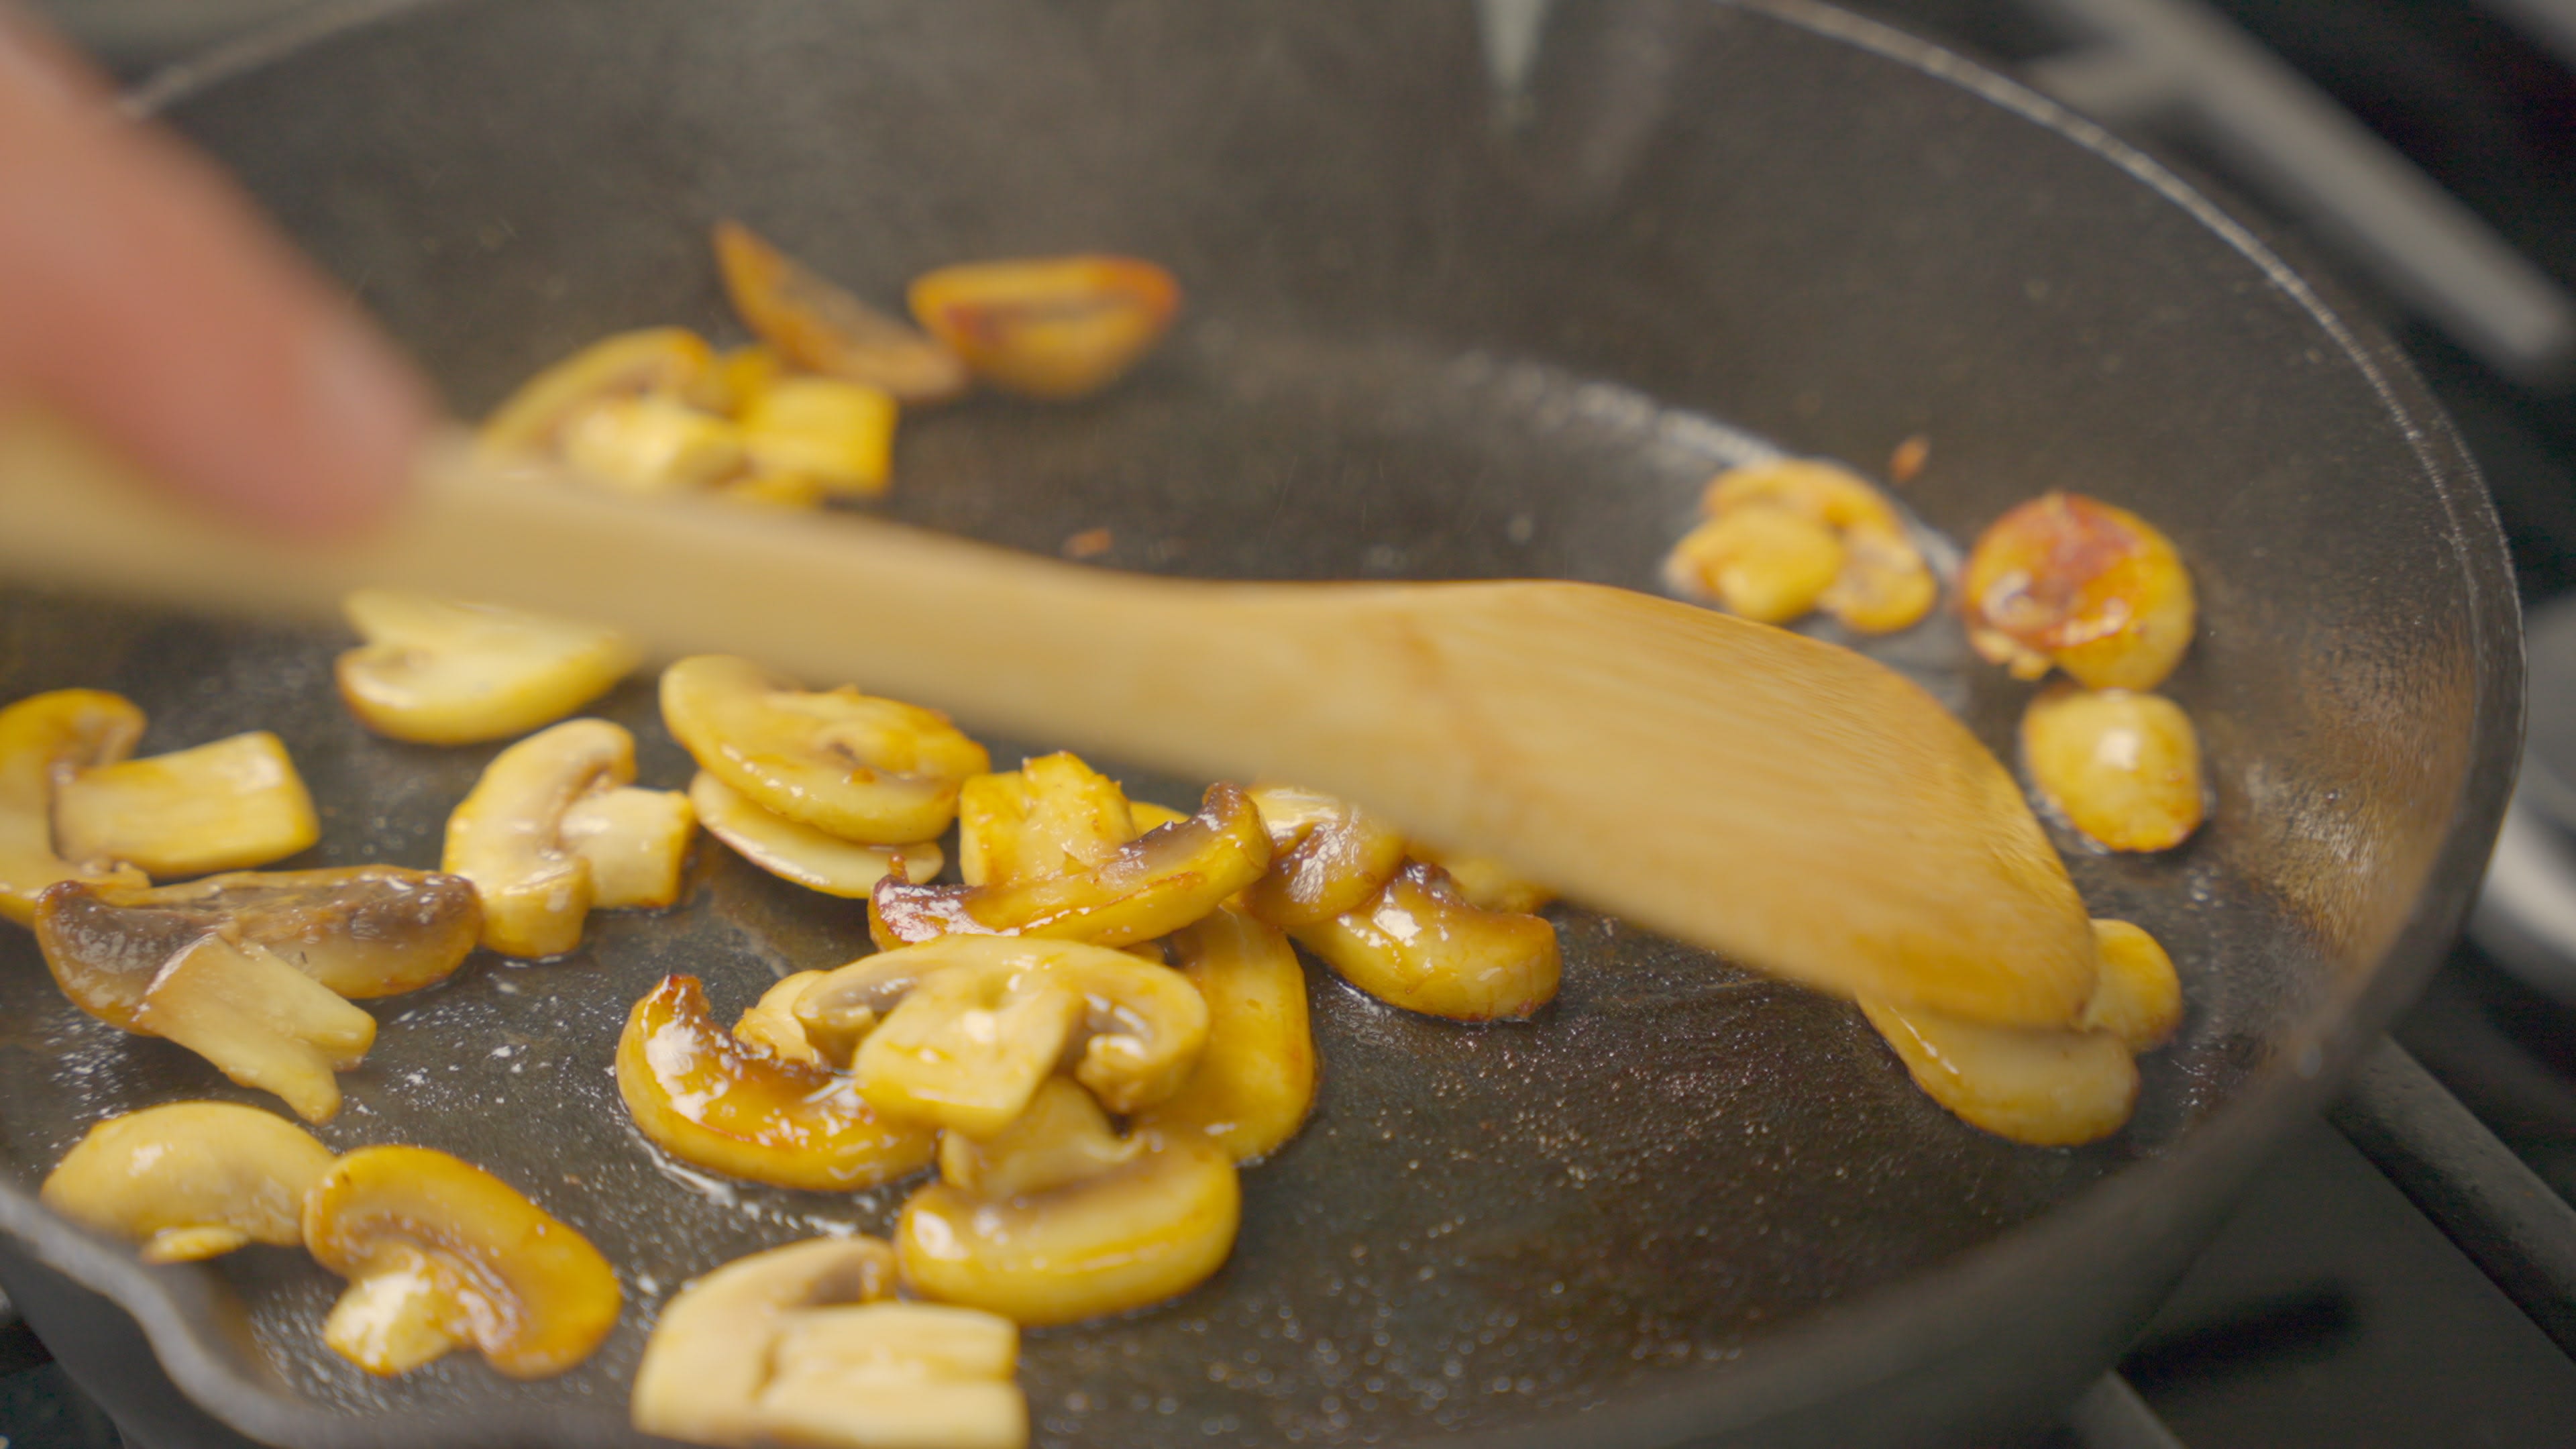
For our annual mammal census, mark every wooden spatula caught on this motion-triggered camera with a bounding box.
[0,413,2099,1027]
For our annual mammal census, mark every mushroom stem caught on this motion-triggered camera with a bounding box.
[133,934,375,1123]
[321,1246,472,1377]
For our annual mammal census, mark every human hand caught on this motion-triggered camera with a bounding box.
[0,12,433,534]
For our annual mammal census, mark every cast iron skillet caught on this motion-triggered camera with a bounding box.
[0,1,2522,1446]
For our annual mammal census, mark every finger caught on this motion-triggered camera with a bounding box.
[0,16,435,535]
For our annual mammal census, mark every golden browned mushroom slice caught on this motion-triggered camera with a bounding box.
[632,1234,1026,1449]
[557,394,747,496]
[956,752,1140,888]
[133,934,376,1123]
[794,936,1208,1138]
[1132,908,1316,1162]
[871,782,1269,951]
[53,731,318,877]
[739,376,900,499]
[38,867,479,1002]
[1238,784,1408,928]
[0,689,147,924]
[1661,506,1845,626]
[713,220,969,404]
[477,326,716,460]
[661,655,989,846]
[1962,491,2196,690]
[733,969,829,1063]
[303,1144,621,1379]
[1291,861,1560,1021]
[617,974,935,1191]
[907,256,1181,401]
[1405,842,1554,914]
[690,771,941,899]
[42,1102,333,1263]
[335,590,639,745]
[2080,918,2184,1051]
[897,1078,1240,1326]
[442,718,684,956]
[1858,996,2139,1147]
[1669,460,1938,635]
[2021,682,2206,853]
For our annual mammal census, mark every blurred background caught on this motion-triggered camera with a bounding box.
[14,1,2576,1445]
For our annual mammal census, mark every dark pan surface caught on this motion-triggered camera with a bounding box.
[0,2,2519,1447]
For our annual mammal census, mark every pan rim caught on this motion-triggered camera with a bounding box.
[5,1,2522,1445]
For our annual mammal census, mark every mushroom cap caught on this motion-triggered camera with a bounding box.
[441,717,635,958]
[1240,784,1408,927]
[690,771,941,899]
[42,1102,333,1263]
[335,590,639,746]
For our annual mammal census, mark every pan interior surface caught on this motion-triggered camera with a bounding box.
[0,2,2507,1446]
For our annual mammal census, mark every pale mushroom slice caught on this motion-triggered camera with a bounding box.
[870,782,1270,951]
[1291,861,1561,1021]
[661,655,990,846]
[477,325,716,459]
[1133,907,1318,1163]
[1858,996,2139,1147]
[1239,784,1409,928]
[690,771,941,899]
[631,1234,1028,1449]
[52,731,318,878]
[617,973,935,1191]
[956,752,1140,889]
[335,590,639,745]
[443,717,686,956]
[42,1102,333,1264]
[0,689,148,923]
[794,936,1210,1138]
[36,866,480,1002]
[132,934,377,1124]
[303,1144,621,1379]
[897,1078,1240,1327]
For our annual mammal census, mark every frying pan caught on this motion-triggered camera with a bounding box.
[0,1,2520,1446]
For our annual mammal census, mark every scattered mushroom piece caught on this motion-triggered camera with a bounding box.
[0,689,147,924]
[53,731,319,877]
[131,934,376,1123]
[792,936,1208,1138]
[1405,843,1554,914]
[1133,908,1318,1162]
[633,1234,1026,1449]
[558,393,746,495]
[1666,460,1937,635]
[734,969,830,1064]
[1292,861,1560,1021]
[442,717,667,957]
[870,782,1269,951]
[690,771,941,899]
[907,255,1181,401]
[739,376,900,498]
[557,784,696,910]
[1962,491,2195,690]
[661,655,989,846]
[1238,784,1409,928]
[477,325,716,460]
[1662,506,1843,625]
[35,866,479,1002]
[897,1078,1240,1327]
[335,590,638,745]
[713,220,969,405]
[2080,918,2184,1052]
[1858,996,2139,1147]
[2021,682,2205,853]
[303,1144,621,1379]
[42,1102,334,1264]
[617,974,936,1191]
[957,752,1140,889]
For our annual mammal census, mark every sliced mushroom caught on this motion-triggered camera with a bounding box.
[661,655,989,846]
[441,717,649,957]
[870,782,1269,951]
[53,731,319,877]
[335,590,639,746]
[793,936,1208,1138]
[1133,908,1316,1163]
[691,771,940,899]
[616,975,935,1191]
[897,1079,1240,1327]
[1858,996,2139,1147]
[1291,861,1560,1021]
[477,325,716,459]
[558,393,747,496]
[1238,784,1408,928]
[713,220,969,404]
[42,1102,333,1264]
[906,255,1181,401]
[2021,683,2205,853]
[1962,491,2196,691]
[2080,918,2184,1052]
[37,867,480,1004]
[131,934,376,1123]
[1676,460,1937,635]
[303,1144,621,1378]
[956,752,1139,889]
[739,376,900,498]
[0,689,148,924]
[632,1234,1025,1449]
[733,969,829,1064]
[1405,842,1554,914]
[558,784,696,910]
